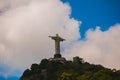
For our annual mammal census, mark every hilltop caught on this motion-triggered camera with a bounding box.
[20,56,120,80]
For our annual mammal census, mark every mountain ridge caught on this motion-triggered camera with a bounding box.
[20,56,120,80]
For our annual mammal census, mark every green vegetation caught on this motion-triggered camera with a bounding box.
[20,57,120,80]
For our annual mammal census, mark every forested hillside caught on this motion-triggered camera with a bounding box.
[20,57,120,80]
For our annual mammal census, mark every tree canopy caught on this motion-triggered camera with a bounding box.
[20,57,120,80]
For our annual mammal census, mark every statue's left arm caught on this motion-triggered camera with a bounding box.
[60,37,65,41]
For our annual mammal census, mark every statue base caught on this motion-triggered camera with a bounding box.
[48,53,66,63]
[54,54,61,58]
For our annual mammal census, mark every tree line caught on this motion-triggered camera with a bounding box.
[20,56,120,80]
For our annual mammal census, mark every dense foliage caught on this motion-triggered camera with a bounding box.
[20,57,120,80]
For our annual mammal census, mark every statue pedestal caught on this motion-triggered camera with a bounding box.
[49,53,66,63]
[54,54,61,58]
[49,57,66,63]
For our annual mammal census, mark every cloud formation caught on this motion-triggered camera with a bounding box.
[0,0,80,78]
[64,24,120,69]
[0,0,120,79]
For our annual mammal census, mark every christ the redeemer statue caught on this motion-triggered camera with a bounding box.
[49,34,65,58]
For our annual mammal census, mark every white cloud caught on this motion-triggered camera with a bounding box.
[0,0,80,78]
[64,24,120,69]
[0,0,120,78]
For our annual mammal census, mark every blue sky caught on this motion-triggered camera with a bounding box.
[62,0,120,38]
[0,0,120,80]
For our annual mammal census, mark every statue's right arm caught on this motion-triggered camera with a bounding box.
[49,36,52,38]
[49,36,56,40]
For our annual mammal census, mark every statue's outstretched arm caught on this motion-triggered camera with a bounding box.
[49,36,52,38]
[60,38,65,41]
[49,36,56,40]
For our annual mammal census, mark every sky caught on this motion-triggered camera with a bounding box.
[0,0,120,80]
